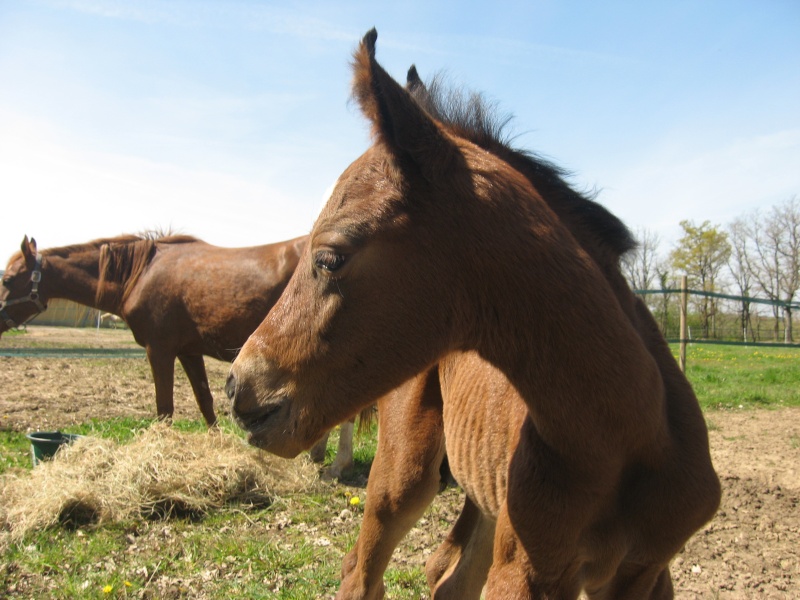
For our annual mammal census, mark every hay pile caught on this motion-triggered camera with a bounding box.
[0,424,317,540]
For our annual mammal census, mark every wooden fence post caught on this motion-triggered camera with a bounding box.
[680,275,688,373]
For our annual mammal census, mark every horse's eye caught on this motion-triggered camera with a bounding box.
[314,250,346,273]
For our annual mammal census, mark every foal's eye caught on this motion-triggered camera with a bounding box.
[314,250,346,273]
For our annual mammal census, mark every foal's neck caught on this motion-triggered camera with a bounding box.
[465,213,664,467]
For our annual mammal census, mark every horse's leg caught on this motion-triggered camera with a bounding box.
[147,347,176,423]
[337,369,445,600]
[425,495,495,599]
[177,354,217,427]
[309,432,330,463]
[326,419,355,479]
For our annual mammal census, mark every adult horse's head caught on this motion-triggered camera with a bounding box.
[227,29,564,456]
[0,236,47,337]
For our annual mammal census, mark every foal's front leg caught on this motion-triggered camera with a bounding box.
[337,369,445,600]
[585,562,673,600]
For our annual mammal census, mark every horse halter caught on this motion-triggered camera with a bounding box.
[0,253,47,329]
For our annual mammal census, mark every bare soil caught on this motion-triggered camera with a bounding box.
[2,326,799,598]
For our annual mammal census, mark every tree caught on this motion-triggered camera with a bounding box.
[621,227,665,315]
[749,196,800,342]
[654,263,681,337]
[727,218,756,341]
[670,220,731,338]
[621,227,662,291]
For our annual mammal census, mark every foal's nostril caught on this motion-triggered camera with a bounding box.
[225,372,237,401]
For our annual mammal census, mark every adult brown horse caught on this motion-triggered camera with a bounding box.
[1,233,305,426]
[0,233,357,475]
[227,30,720,599]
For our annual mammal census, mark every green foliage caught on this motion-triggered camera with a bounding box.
[669,220,733,338]
[669,220,731,288]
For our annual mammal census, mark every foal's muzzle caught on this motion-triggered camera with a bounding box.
[226,370,284,433]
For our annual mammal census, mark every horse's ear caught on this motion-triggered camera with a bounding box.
[352,29,456,182]
[20,236,37,265]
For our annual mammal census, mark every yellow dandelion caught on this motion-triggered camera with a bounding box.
[103,584,114,594]
[124,581,132,587]
[349,496,361,506]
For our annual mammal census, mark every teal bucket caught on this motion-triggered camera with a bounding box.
[26,431,83,466]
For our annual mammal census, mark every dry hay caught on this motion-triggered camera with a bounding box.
[0,424,317,540]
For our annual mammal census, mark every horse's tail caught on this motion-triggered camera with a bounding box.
[96,238,157,307]
[355,404,378,436]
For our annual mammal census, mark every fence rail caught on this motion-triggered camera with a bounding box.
[634,276,800,371]
[0,347,146,358]
[634,288,800,310]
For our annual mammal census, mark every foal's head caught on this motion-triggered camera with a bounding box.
[227,29,586,456]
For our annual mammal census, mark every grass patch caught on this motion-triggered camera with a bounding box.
[0,431,31,474]
[676,344,800,410]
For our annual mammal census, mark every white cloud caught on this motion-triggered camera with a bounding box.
[0,110,316,256]
[601,128,800,251]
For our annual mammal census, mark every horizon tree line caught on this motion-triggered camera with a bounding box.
[622,195,800,343]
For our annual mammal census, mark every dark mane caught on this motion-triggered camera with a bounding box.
[92,232,200,306]
[406,68,636,260]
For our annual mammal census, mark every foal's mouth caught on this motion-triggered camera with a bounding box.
[233,401,285,436]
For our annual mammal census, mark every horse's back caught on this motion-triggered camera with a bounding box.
[122,236,307,360]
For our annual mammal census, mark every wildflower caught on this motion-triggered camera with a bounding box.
[103,584,113,594]
[124,581,132,587]
[349,496,361,506]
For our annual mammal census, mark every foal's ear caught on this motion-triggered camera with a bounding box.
[406,65,424,92]
[352,29,457,182]
[405,64,437,118]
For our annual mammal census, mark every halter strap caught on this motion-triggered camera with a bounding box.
[0,253,47,329]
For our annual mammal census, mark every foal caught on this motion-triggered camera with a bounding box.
[228,30,720,598]
[335,66,720,599]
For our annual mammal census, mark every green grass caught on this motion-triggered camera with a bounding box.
[2,342,799,598]
[1,417,430,599]
[677,344,800,410]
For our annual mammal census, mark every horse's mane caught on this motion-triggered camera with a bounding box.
[89,231,199,306]
[405,68,636,261]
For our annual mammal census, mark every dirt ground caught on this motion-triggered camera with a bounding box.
[1,327,799,598]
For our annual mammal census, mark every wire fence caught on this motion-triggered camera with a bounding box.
[634,278,800,370]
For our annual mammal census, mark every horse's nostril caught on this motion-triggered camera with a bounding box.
[225,372,237,401]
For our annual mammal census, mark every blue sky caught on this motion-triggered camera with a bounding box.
[1,1,798,261]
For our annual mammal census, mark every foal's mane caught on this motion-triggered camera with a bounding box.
[406,68,636,262]
[91,231,199,306]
